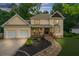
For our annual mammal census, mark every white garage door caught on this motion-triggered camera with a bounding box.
[5,31,16,38]
[5,30,29,38]
[19,31,28,38]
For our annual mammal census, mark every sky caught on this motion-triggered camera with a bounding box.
[0,3,53,12]
[40,3,53,12]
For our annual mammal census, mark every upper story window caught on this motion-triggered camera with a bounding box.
[56,20,59,23]
[34,20,40,24]
[54,25,60,33]
[54,20,59,25]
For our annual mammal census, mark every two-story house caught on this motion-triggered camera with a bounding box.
[1,11,64,39]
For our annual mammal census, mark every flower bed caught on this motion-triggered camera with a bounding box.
[14,37,52,56]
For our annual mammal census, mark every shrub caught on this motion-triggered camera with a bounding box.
[73,35,79,39]
[25,38,33,45]
[25,36,42,46]
[64,32,74,37]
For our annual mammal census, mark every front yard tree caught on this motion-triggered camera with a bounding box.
[0,9,12,32]
[51,3,79,32]
[10,3,41,19]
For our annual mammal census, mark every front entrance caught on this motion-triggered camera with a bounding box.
[31,28,43,37]
[31,27,51,37]
[44,28,50,34]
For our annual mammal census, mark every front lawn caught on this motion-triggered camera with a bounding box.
[57,34,79,56]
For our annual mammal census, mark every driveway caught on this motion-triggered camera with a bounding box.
[0,39,26,56]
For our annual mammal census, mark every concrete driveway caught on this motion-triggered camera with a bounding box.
[0,39,26,56]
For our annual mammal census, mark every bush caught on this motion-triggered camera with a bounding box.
[64,32,74,37]
[25,38,33,45]
[72,33,78,36]
[25,37,42,46]
[73,35,79,39]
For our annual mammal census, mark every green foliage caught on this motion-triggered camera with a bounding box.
[25,37,41,46]
[64,32,75,37]
[0,9,13,32]
[25,38,33,45]
[0,3,41,33]
[63,4,79,15]
[0,10,11,25]
[52,3,79,32]
[57,35,79,56]
[10,3,41,19]
[51,3,63,14]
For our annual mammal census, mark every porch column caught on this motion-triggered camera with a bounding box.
[42,28,44,35]
[39,28,44,36]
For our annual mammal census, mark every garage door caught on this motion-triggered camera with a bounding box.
[5,31,16,38]
[5,30,29,39]
[19,31,28,38]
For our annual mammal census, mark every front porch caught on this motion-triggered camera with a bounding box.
[31,27,52,37]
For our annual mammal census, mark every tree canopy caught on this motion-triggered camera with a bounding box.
[0,3,41,32]
[0,3,79,33]
[10,3,41,19]
[51,3,79,32]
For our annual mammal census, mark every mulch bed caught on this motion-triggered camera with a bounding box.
[14,38,52,56]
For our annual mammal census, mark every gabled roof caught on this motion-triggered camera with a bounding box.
[51,11,65,19]
[1,14,29,27]
[31,11,64,20]
[30,14,50,20]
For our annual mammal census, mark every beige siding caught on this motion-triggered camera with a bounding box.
[59,19,63,37]
[49,19,54,25]
[7,16,26,25]
[31,19,49,25]
[4,26,31,39]
[50,17,63,38]
[30,17,63,38]
[49,17,61,25]
[40,20,49,25]
[34,20,40,24]
[31,19,34,24]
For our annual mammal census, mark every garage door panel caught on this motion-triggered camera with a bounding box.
[5,31,16,38]
[4,29,29,39]
[19,31,28,38]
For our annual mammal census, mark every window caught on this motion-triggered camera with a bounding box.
[54,25,60,33]
[34,20,40,24]
[55,20,59,24]
[56,20,59,23]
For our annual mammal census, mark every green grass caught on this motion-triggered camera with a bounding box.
[57,35,79,56]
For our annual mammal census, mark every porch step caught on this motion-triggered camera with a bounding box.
[44,36,53,43]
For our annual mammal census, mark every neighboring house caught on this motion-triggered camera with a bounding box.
[72,23,79,34]
[1,11,64,39]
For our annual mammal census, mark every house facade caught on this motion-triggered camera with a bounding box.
[1,11,64,39]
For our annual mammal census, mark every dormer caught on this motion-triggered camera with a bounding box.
[50,11,64,25]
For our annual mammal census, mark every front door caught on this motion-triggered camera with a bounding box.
[44,28,50,34]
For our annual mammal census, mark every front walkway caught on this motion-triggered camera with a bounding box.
[33,35,62,56]
[34,40,62,56]
[0,39,26,56]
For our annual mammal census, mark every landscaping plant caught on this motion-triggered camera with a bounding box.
[25,38,33,45]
